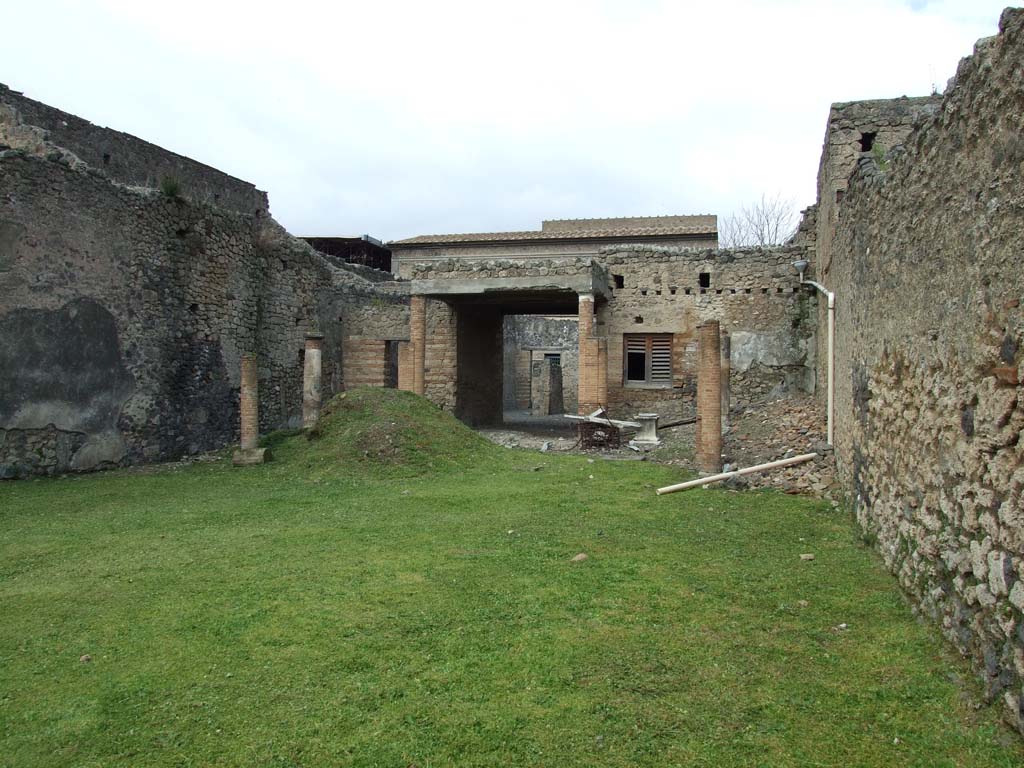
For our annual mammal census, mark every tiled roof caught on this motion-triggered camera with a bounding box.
[391,223,717,246]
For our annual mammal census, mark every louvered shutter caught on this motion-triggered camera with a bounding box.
[649,335,672,383]
[625,336,647,354]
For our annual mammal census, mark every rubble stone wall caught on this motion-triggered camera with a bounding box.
[394,235,717,278]
[0,148,407,478]
[1,83,269,216]
[829,8,1024,730]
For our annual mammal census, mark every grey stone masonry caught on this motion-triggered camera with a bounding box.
[827,8,1024,733]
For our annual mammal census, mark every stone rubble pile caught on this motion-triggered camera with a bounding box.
[724,395,837,498]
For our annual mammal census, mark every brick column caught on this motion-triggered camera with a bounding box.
[303,333,324,429]
[577,293,597,413]
[233,353,269,465]
[720,331,731,433]
[410,295,426,396]
[597,338,608,408]
[696,321,722,474]
[397,341,414,392]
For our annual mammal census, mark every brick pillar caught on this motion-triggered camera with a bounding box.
[303,333,324,429]
[578,293,597,413]
[597,338,608,408]
[696,321,722,474]
[411,295,426,396]
[720,331,731,433]
[233,353,269,465]
[397,341,413,392]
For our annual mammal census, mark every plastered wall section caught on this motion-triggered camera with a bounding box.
[828,8,1024,732]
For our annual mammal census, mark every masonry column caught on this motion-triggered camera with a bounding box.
[577,292,596,413]
[411,295,426,396]
[720,331,731,433]
[695,321,722,474]
[233,353,269,465]
[303,332,324,429]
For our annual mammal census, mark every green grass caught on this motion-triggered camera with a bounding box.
[0,389,1020,767]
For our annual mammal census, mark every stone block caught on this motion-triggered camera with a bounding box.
[232,447,270,466]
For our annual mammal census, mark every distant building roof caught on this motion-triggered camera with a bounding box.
[391,215,717,247]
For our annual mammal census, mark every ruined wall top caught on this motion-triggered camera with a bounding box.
[0,83,269,216]
[813,93,941,276]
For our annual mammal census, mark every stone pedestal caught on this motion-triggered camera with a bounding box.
[634,413,661,445]
[302,333,324,429]
[233,353,269,465]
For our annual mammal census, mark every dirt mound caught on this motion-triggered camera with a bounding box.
[273,388,495,475]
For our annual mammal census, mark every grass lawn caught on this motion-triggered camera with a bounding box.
[1,389,1021,767]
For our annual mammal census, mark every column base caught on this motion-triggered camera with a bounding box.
[232,447,271,466]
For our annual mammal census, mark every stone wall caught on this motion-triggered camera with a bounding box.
[394,235,718,278]
[502,315,579,413]
[827,9,1024,731]
[598,244,816,421]
[1,83,268,216]
[814,95,941,277]
[407,247,814,424]
[0,104,408,478]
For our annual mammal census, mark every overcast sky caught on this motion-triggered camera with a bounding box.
[1,1,1010,241]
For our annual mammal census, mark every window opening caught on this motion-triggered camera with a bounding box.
[624,334,672,386]
[859,131,877,151]
[613,274,624,289]
[699,272,711,288]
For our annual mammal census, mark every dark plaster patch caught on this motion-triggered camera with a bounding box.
[0,298,134,432]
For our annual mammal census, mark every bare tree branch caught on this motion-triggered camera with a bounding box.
[718,193,798,248]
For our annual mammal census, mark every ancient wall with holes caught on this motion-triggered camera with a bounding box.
[0,101,408,478]
[828,8,1024,732]
[597,245,816,421]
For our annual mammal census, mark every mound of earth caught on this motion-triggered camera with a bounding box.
[293,388,495,473]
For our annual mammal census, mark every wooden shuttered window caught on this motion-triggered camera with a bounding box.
[624,333,673,386]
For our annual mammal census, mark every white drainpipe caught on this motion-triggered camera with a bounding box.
[798,274,835,446]
[656,452,818,495]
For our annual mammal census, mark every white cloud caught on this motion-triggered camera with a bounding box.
[0,0,1009,240]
